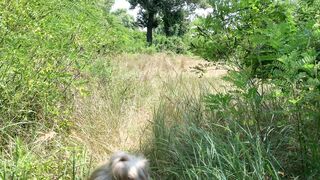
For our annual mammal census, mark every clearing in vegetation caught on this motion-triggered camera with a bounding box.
[72,53,228,161]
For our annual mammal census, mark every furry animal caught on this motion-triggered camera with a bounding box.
[89,151,150,180]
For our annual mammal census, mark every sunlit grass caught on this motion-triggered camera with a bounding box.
[143,88,281,180]
[0,53,227,178]
[71,53,226,163]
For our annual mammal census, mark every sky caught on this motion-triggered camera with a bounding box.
[111,0,212,19]
[111,0,139,19]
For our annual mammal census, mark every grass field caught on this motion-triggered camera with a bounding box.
[72,53,228,162]
[0,53,228,179]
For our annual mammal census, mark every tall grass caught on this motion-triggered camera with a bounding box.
[0,51,227,178]
[143,66,320,179]
[70,53,224,169]
[72,57,152,160]
[0,136,91,179]
[143,86,282,179]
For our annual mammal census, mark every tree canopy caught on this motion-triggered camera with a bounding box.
[128,0,206,44]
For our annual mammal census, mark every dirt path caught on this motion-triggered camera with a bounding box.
[72,53,228,162]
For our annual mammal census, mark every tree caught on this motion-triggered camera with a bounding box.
[128,0,206,44]
[161,1,186,36]
[128,0,161,45]
[160,0,206,37]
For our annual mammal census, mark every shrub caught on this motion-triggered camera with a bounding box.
[190,0,320,177]
[0,0,117,142]
[153,35,189,54]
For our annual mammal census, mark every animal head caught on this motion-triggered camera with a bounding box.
[110,151,150,180]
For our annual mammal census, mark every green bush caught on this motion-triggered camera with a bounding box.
[190,0,320,177]
[0,0,124,142]
[191,0,320,77]
[0,0,149,177]
[153,35,189,54]
[104,15,147,54]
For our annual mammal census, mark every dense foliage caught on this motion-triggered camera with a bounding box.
[188,0,320,177]
[152,35,189,54]
[1,0,96,142]
[0,0,148,178]
[159,0,207,37]
[0,0,146,146]
[128,0,206,44]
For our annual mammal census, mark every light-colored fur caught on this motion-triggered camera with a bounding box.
[89,152,150,180]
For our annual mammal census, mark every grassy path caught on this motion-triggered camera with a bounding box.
[71,53,227,164]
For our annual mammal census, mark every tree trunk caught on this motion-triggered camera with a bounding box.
[163,8,172,37]
[146,12,154,45]
[163,16,170,36]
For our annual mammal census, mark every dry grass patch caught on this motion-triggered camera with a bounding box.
[71,53,228,164]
